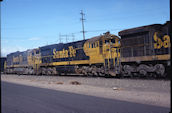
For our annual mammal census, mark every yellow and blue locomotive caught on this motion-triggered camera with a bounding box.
[5,48,41,75]
[5,32,121,77]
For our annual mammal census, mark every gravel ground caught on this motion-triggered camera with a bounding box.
[1,74,170,108]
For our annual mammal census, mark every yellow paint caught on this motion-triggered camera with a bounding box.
[4,61,7,70]
[45,33,121,68]
[53,49,69,58]
[69,46,76,57]
[48,60,89,66]
[8,33,121,74]
[53,46,76,59]
[83,34,121,68]
[27,48,42,72]
[13,56,20,63]
[154,32,163,49]
[121,54,170,62]
[11,65,27,68]
[163,35,170,48]
[84,40,104,65]
[154,32,170,49]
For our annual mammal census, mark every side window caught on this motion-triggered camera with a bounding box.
[36,50,39,54]
[92,44,94,48]
[99,41,102,46]
[111,39,115,43]
[105,40,109,44]
[95,42,99,47]
[97,42,99,47]
[89,42,99,48]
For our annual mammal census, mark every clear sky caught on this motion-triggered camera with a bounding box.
[1,0,170,57]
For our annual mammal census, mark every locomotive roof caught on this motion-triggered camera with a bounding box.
[6,49,35,57]
[87,35,102,43]
[118,23,163,36]
[40,39,87,49]
[87,32,119,43]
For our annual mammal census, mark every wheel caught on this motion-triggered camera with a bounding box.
[139,69,147,77]
[154,64,165,77]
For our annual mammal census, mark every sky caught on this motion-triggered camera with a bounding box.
[1,0,170,57]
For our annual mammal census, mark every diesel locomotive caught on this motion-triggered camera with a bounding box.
[119,21,170,77]
[5,32,121,77]
[4,21,171,77]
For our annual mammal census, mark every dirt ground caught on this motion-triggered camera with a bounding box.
[1,74,170,108]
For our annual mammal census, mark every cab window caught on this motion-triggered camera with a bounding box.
[111,39,115,43]
[94,43,96,48]
[96,42,99,47]
[92,44,94,48]
[99,41,102,46]
[36,50,39,54]
[105,40,109,44]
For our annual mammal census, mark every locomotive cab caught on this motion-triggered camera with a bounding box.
[83,32,121,76]
[27,48,41,75]
[100,32,121,75]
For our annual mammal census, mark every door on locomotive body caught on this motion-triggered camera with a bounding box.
[33,49,41,74]
[101,38,115,70]
[109,37,121,70]
[100,35,121,75]
[28,49,41,74]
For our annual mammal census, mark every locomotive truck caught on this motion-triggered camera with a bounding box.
[4,21,170,77]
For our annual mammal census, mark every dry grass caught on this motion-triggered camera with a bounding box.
[70,81,81,85]
[55,82,63,84]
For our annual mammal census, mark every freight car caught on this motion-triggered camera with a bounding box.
[4,32,121,77]
[119,21,170,77]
